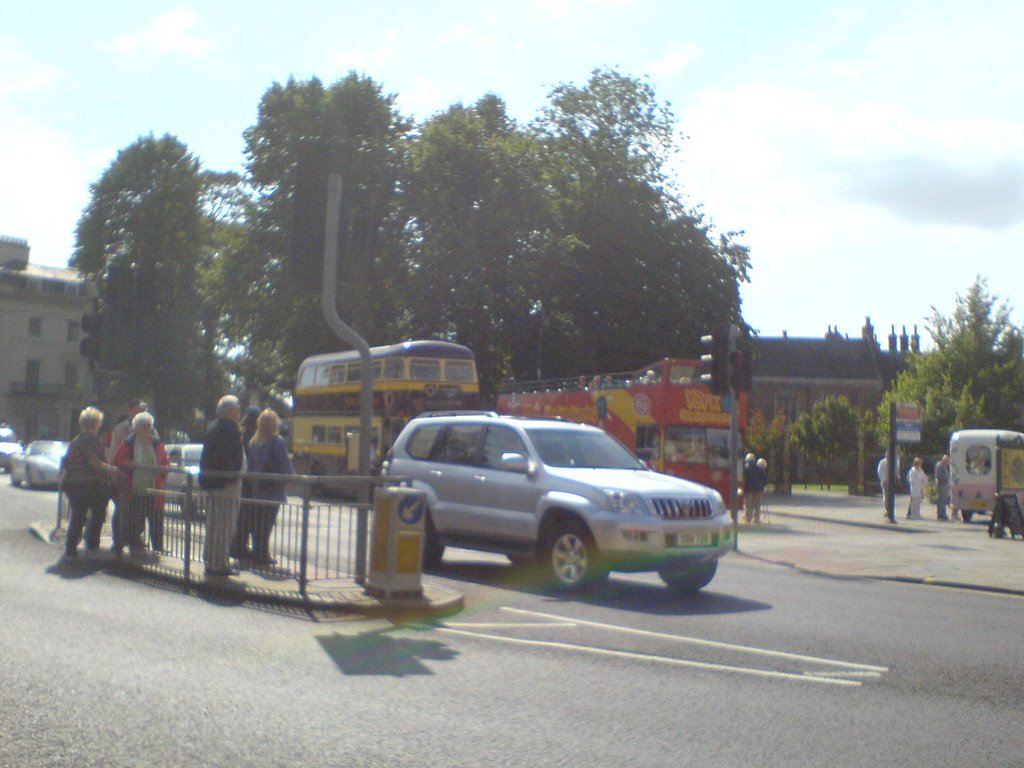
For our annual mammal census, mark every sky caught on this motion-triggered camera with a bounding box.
[3,0,1023,346]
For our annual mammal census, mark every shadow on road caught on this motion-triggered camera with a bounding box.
[430,559,772,617]
[316,627,460,676]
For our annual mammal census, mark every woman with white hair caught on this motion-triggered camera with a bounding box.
[112,411,169,556]
[60,407,117,559]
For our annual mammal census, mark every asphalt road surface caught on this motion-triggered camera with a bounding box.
[2,481,1022,767]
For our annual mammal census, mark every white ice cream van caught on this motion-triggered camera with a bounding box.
[949,429,1024,522]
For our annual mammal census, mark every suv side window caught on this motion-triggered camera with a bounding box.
[439,424,484,465]
[480,426,528,470]
[407,424,445,460]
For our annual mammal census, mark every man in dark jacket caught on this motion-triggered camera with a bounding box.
[200,395,243,576]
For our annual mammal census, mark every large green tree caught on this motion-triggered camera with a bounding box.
[534,68,750,376]
[399,94,553,397]
[72,134,207,433]
[222,74,410,392]
[882,277,1024,454]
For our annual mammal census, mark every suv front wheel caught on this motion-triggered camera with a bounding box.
[542,519,607,591]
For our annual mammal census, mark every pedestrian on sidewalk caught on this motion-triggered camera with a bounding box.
[60,407,117,559]
[743,453,757,523]
[106,399,147,555]
[229,407,260,562]
[112,411,169,556]
[878,451,899,523]
[934,454,951,520]
[907,456,927,520]
[199,395,245,577]
[245,408,294,566]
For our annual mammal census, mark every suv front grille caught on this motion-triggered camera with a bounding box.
[650,497,713,519]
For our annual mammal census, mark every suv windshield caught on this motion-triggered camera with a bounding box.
[527,428,645,470]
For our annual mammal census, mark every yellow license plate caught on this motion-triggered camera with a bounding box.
[668,532,715,547]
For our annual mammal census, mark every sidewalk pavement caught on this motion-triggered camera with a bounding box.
[31,521,464,620]
[734,489,1024,596]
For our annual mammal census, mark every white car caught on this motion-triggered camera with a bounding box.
[0,424,21,472]
[10,440,67,489]
[164,443,203,492]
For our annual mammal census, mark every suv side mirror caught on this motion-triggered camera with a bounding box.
[500,452,532,475]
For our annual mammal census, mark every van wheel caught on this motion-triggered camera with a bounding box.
[422,511,445,569]
[542,519,606,591]
[659,560,718,593]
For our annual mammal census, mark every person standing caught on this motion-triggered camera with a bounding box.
[878,451,899,524]
[199,395,244,577]
[107,399,147,554]
[112,412,169,556]
[742,453,757,523]
[934,454,951,521]
[907,456,927,520]
[230,407,261,562]
[61,407,117,558]
[246,409,295,566]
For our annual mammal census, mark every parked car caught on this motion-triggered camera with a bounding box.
[9,440,68,489]
[382,412,733,592]
[0,424,21,472]
[164,443,203,493]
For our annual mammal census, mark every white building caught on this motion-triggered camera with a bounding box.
[0,236,94,441]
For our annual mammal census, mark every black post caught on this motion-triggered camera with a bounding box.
[886,401,897,522]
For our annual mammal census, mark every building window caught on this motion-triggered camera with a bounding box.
[28,317,42,337]
[67,320,79,342]
[64,363,78,389]
[26,360,41,388]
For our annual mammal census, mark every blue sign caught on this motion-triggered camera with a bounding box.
[397,494,424,525]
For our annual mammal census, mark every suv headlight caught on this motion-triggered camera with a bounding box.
[604,489,646,515]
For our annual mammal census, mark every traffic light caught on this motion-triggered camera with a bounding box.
[730,334,754,393]
[79,305,104,367]
[700,327,731,395]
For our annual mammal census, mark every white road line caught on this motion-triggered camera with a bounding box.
[444,621,577,629]
[501,606,888,673]
[435,626,861,687]
[803,670,884,679]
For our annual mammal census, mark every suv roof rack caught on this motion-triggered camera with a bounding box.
[414,410,498,419]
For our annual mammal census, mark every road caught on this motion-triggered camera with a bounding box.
[2,480,1022,767]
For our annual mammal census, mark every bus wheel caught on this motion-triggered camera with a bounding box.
[422,511,445,569]
[542,519,607,591]
[659,560,718,593]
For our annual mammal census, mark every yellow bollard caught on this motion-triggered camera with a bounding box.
[365,486,426,600]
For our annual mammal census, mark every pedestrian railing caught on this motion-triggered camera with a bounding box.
[57,466,388,598]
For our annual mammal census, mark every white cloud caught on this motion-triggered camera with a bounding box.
[647,43,701,76]
[107,9,211,57]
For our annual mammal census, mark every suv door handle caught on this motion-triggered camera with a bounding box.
[473,475,486,483]
[429,470,442,477]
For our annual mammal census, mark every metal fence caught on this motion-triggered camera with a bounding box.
[57,467,384,597]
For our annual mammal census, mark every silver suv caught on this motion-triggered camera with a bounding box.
[383,413,733,592]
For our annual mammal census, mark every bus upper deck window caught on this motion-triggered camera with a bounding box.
[298,365,317,389]
[410,358,441,381]
[328,365,346,385]
[315,365,331,387]
[445,360,476,382]
[346,364,362,383]
[384,358,405,380]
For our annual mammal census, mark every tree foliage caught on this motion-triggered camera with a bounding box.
[881,277,1024,455]
[790,395,860,488]
[72,134,209,432]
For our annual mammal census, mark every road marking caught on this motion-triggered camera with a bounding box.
[435,626,861,687]
[501,606,888,673]
[444,621,577,629]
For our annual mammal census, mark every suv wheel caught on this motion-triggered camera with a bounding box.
[543,519,607,591]
[659,560,718,593]
[422,511,445,569]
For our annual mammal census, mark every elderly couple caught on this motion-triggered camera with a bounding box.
[199,395,293,577]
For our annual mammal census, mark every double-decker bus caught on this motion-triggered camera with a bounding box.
[292,340,479,477]
[496,359,746,501]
